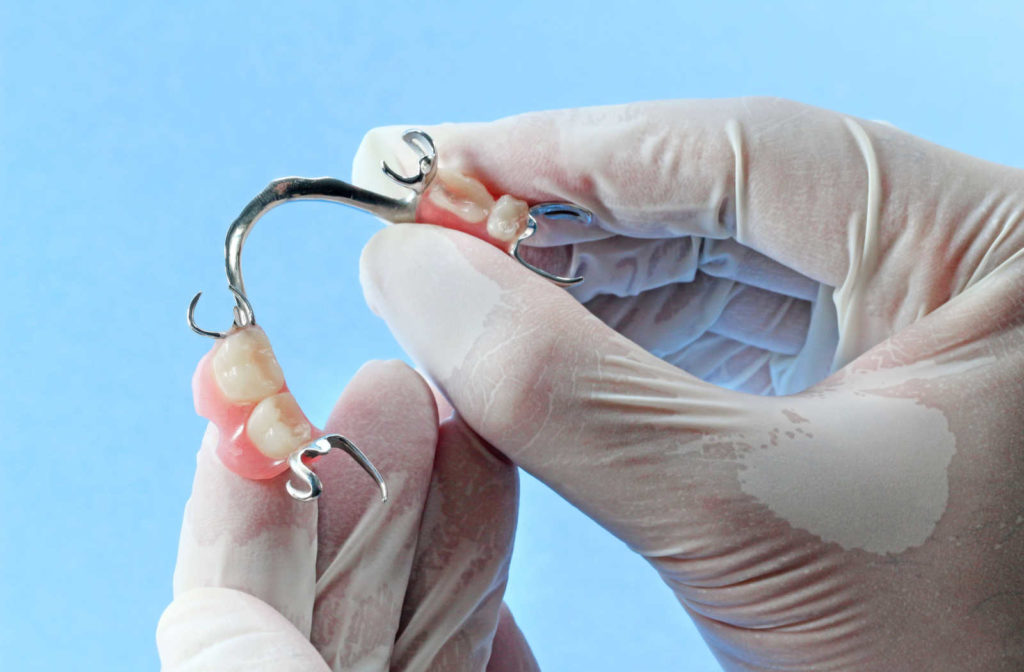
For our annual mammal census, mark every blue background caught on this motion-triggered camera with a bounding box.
[3,1,1023,669]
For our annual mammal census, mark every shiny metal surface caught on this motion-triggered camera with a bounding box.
[286,435,389,503]
[513,202,591,286]
[188,130,438,337]
[185,130,590,502]
[187,285,254,339]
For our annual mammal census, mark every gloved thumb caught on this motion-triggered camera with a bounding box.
[360,223,775,553]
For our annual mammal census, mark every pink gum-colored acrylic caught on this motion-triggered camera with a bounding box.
[415,171,528,253]
[192,331,320,480]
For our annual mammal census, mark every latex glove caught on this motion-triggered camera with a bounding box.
[157,358,537,672]
[354,99,1024,670]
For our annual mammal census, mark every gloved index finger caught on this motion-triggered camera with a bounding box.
[360,223,774,554]
[354,105,748,245]
[172,422,319,637]
[358,99,1020,295]
[172,325,330,637]
[352,123,615,249]
[308,360,440,671]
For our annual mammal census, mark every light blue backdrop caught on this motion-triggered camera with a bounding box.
[3,1,1023,669]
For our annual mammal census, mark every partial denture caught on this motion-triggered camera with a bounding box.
[193,326,314,479]
[417,169,531,252]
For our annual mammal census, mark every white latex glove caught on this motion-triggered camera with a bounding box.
[354,99,1024,671]
[157,360,538,672]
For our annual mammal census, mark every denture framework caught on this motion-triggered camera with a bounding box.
[186,129,590,500]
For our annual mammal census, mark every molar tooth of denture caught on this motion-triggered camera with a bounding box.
[246,392,313,459]
[486,194,529,243]
[426,169,495,223]
[212,328,285,403]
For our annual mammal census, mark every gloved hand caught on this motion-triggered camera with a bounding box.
[354,98,1024,671]
[157,359,537,672]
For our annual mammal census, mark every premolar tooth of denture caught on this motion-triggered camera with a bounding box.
[212,328,286,403]
[486,194,529,243]
[427,169,495,223]
[246,392,313,459]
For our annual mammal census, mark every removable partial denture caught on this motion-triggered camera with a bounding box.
[416,169,531,251]
[193,326,317,479]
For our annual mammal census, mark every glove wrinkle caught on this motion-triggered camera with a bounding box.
[392,417,518,672]
[354,100,1024,670]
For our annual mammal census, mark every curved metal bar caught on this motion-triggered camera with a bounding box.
[223,176,422,323]
[183,130,594,503]
[188,129,595,339]
[188,130,438,338]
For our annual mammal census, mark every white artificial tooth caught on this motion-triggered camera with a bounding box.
[246,392,312,459]
[486,194,529,243]
[212,328,285,403]
[427,170,495,223]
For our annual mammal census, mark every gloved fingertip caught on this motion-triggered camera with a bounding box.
[359,223,515,387]
[196,421,219,460]
[349,357,413,379]
[358,224,416,317]
[359,223,469,318]
[330,356,438,437]
[419,368,455,420]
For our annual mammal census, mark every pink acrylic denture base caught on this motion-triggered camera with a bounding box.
[416,182,516,253]
[192,344,321,480]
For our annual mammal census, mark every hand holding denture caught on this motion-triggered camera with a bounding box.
[185,128,592,500]
[190,325,387,503]
[172,98,1024,670]
[354,99,1024,670]
[161,359,531,670]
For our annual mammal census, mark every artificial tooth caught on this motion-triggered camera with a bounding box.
[486,194,529,243]
[246,392,313,459]
[212,328,286,403]
[426,170,494,223]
